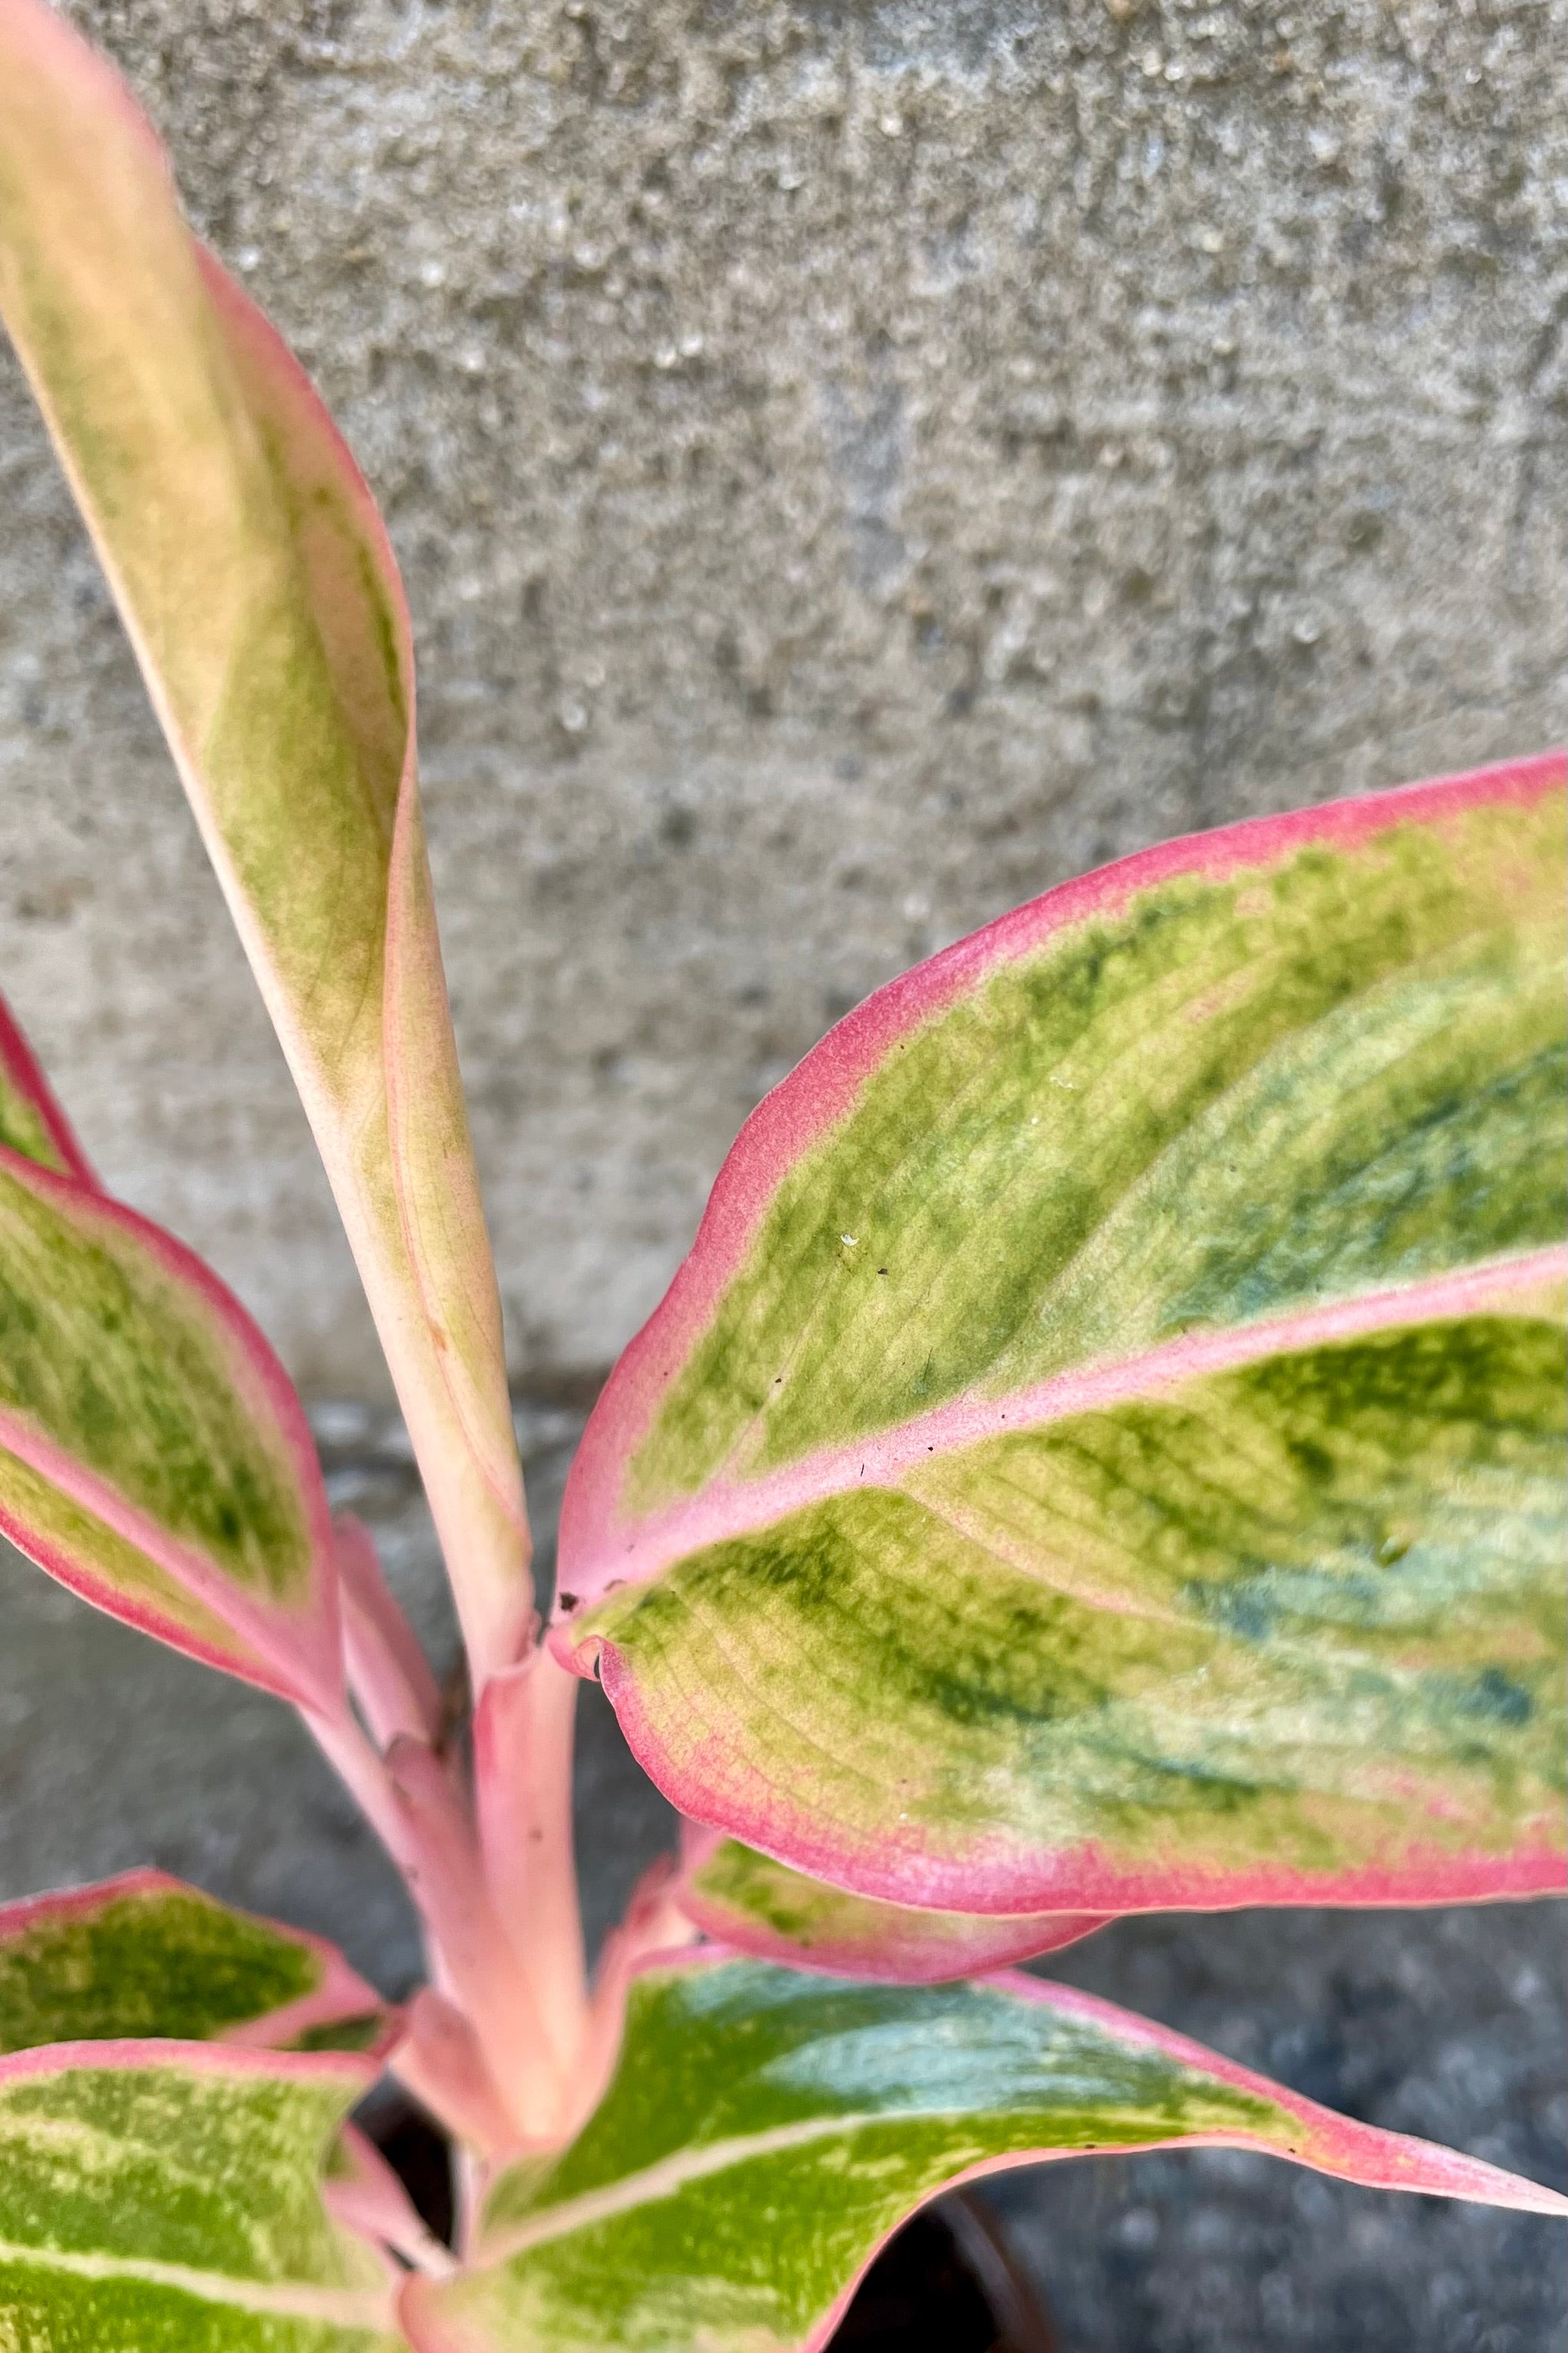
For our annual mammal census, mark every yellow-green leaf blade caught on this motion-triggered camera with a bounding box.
[557,761,1568,1912]
[402,1956,1566,2353]
[0,1873,388,2057]
[584,1278,1568,1912]
[0,2042,404,2351]
[0,1144,342,1707]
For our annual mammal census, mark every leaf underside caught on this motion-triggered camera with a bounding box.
[402,1954,1566,2353]
[0,1873,387,2056]
[678,1834,1107,1981]
[0,2043,402,2351]
[557,761,1568,1922]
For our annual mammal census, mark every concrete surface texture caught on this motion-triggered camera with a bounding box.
[1,6,1565,2347]
[1,0,1563,1393]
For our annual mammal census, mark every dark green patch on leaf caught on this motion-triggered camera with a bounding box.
[0,1884,320,2053]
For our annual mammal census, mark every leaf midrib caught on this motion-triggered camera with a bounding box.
[477,2092,1301,2268]
[575,1247,1565,1609]
[0,2232,390,2327]
[696,901,1557,1492]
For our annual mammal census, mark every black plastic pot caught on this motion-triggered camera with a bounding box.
[832,2192,1058,2351]
[361,2090,1057,2349]
[361,2085,456,2249]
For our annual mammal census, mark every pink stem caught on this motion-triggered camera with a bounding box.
[303,1701,439,1891]
[473,1646,591,2074]
[333,1512,443,1747]
[381,1734,569,2139]
[391,1986,522,2160]
[303,1704,568,2140]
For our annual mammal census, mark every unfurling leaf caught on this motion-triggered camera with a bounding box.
[0,1871,388,2056]
[556,758,1568,1915]
[401,1954,1567,2353]
[0,2040,405,2349]
[0,1120,343,1709]
[678,1829,1106,1982]
[0,0,528,1682]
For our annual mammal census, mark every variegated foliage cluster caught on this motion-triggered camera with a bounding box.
[0,2,1562,2347]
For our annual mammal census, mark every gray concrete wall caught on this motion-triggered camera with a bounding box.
[3,0,1564,1398]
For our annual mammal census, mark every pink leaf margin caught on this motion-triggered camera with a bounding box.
[0,1140,343,1711]
[0,1868,390,2053]
[398,1947,1568,2353]
[602,1630,1568,1917]
[675,1824,1108,1983]
[0,992,96,1185]
[0,2031,381,2097]
[556,749,1567,1596]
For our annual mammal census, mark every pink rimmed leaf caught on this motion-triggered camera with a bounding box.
[400,1951,1567,2353]
[0,1135,343,1709]
[555,758,1568,1916]
[0,2039,405,2349]
[0,0,529,1684]
[0,1870,389,2056]
[0,991,94,1185]
[678,1827,1106,1983]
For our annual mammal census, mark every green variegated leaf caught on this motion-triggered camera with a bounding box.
[402,1954,1566,2353]
[678,1830,1106,1982]
[0,1054,343,1708]
[0,1873,389,2056]
[0,2040,406,2348]
[557,758,1568,1919]
[0,0,528,1682]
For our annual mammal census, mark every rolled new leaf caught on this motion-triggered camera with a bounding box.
[0,1137,344,1707]
[0,0,529,1682]
[402,1953,1567,2353]
[556,757,1568,1915]
[0,2040,403,2349]
[679,1829,1106,1982]
[0,1871,388,2055]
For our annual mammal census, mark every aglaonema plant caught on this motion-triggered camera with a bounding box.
[0,2,1563,2345]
